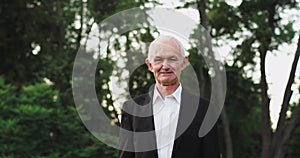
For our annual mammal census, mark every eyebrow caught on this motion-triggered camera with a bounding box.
[153,55,178,59]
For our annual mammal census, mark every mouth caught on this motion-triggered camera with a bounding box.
[159,71,173,76]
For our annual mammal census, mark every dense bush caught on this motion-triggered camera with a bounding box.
[0,77,118,158]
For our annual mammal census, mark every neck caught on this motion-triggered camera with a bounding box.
[156,82,180,99]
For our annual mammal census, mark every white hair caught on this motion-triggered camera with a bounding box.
[147,35,185,61]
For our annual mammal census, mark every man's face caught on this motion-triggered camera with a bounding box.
[146,39,188,86]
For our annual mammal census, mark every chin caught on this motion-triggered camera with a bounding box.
[161,83,176,86]
[158,79,178,86]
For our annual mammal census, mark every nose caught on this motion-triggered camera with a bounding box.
[161,59,170,69]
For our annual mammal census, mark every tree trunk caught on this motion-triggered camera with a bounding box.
[77,0,84,48]
[221,109,233,158]
[196,1,233,158]
[259,46,272,158]
[273,103,300,158]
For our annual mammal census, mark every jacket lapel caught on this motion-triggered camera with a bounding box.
[172,88,199,156]
[135,86,158,158]
[139,86,199,158]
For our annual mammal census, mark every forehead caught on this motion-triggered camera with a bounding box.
[151,39,182,57]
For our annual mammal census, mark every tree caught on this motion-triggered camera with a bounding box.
[288,111,300,158]
[0,0,144,157]
[0,76,118,158]
[176,0,300,157]
[177,0,235,157]
[2,0,299,157]
[206,0,300,158]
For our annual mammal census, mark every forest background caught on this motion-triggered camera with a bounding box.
[1,0,300,158]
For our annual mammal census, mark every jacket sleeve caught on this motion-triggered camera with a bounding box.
[119,102,135,158]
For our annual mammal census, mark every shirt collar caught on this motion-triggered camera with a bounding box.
[153,83,182,104]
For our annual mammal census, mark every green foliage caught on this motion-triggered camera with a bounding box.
[0,77,118,158]
[1,0,299,158]
[224,65,262,158]
[128,63,155,98]
[207,1,241,37]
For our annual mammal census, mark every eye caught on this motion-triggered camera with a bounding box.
[154,58,162,62]
[169,57,178,62]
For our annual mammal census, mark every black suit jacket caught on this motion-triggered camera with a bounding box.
[119,87,220,158]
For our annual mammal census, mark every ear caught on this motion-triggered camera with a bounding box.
[181,56,188,70]
[145,59,153,72]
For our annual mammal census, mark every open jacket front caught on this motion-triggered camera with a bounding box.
[119,87,220,158]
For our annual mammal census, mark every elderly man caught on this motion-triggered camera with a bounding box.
[119,35,220,158]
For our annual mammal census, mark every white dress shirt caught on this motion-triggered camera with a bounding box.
[153,84,182,158]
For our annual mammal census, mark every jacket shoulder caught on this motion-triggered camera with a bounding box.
[125,93,151,105]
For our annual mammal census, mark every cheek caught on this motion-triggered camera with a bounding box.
[150,68,158,77]
[152,66,161,73]
[153,70,160,76]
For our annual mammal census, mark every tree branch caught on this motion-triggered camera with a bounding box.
[272,34,300,155]
[274,101,300,158]
[76,0,84,48]
[282,102,300,148]
[196,0,208,30]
